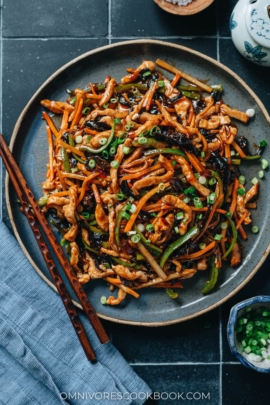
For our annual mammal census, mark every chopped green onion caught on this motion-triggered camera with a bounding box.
[208,178,217,186]
[158,80,165,87]
[126,203,132,211]
[82,212,91,219]
[158,182,166,192]
[258,170,264,179]
[259,140,267,147]
[110,160,120,168]
[149,125,159,137]
[88,159,96,169]
[238,175,246,185]
[199,243,206,250]
[199,176,207,185]
[117,132,128,144]
[193,197,203,208]
[251,225,259,234]
[123,146,131,154]
[146,224,154,232]
[110,98,117,103]
[261,159,269,170]
[166,289,178,299]
[183,197,190,204]
[151,213,157,217]
[38,194,49,206]
[171,160,177,166]
[131,234,141,243]
[114,192,125,201]
[176,212,184,220]
[100,296,107,305]
[71,167,78,173]
[138,137,148,144]
[174,226,179,234]
[99,137,107,145]
[207,193,217,204]
[110,146,116,155]
[75,135,83,144]
[82,107,91,115]
[237,188,245,196]
[102,150,109,159]
[114,118,122,124]
[251,177,259,185]
[129,204,137,214]
[184,186,196,195]
[194,173,200,179]
[232,159,241,165]
[137,223,145,232]
[103,103,109,109]
[220,222,228,230]
[201,151,205,158]
[143,71,151,77]
[196,214,203,220]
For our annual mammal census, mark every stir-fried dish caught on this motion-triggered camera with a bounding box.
[39,59,265,306]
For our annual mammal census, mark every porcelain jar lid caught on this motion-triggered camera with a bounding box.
[246,0,270,48]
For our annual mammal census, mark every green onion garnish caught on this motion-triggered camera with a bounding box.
[258,170,264,179]
[166,289,178,299]
[149,125,159,137]
[110,146,116,155]
[176,211,184,220]
[103,103,109,109]
[158,80,165,87]
[237,188,245,196]
[82,212,91,219]
[143,71,151,77]
[183,197,190,204]
[199,243,206,250]
[88,159,96,169]
[251,177,259,185]
[123,146,131,155]
[99,137,107,145]
[171,160,177,166]
[114,118,121,124]
[158,182,166,192]
[110,160,120,168]
[238,175,246,185]
[102,150,109,159]
[122,212,130,220]
[82,107,91,115]
[110,98,117,103]
[201,151,205,158]
[146,224,154,232]
[220,222,228,230]
[208,178,217,186]
[100,296,107,305]
[114,192,125,201]
[207,193,217,204]
[193,197,203,208]
[138,137,147,144]
[131,234,141,243]
[261,159,269,170]
[214,234,222,241]
[251,225,259,234]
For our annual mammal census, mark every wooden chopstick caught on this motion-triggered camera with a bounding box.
[0,143,96,362]
[0,135,109,350]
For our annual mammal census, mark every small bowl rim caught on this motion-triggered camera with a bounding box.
[153,0,215,16]
[227,295,270,373]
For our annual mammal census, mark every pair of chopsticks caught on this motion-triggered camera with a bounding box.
[0,134,109,362]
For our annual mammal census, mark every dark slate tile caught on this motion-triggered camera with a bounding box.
[221,254,270,362]
[223,364,270,405]
[111,0,217,37]
[111,309,220,363]
[111,38,217,60]
[219,39,270,114]
[216,0,237,37]
[133,365,220,405]
[2,0,108,37]
[2,38,107,142]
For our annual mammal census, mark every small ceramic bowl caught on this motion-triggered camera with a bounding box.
[227,296,270,373]
[153,0,215,16]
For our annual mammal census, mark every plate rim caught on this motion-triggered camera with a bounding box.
[5,38,270,326]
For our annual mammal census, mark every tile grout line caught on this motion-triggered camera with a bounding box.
[108,0,112,44]
[1,35,232,41]
[129,362,240,366]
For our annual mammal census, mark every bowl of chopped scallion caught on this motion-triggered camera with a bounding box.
[228,296,270,372]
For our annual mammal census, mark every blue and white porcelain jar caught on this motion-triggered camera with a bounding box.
[230,0,270,66]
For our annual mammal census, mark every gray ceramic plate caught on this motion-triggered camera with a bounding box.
[6,39,270,326]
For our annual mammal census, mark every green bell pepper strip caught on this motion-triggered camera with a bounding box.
[132,138,166,149]
[242,155,261,160]
[211,171,224,206]
[201,257,219,295]
[81,238,101,255]
[221,215,238,259]
[68,133,84,163]
[160,225,199,268]
[79,121,115,154]
[144,148,186,158]
[111,257,141,269]
[181,91,201,100]
[114,83,148,93]
[60,146,71,173]
[88,225,107,235]
[134,225,162,257]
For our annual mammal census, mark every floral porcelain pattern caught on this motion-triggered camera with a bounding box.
[250,9,270,40]
[244,41,268,64]
[230,13,238,30]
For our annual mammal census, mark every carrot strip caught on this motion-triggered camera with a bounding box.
[225,144,231,161]
[60,110,69,131]
[77,172,100,205]
[185,150,207,173]
[236,212,248,229]
[56,166,66,191]
[195,194,224,241]
[61,173,86,180]
[105,277,122,285]
[151,282,183,288]
[121,163,162,181]
[85,93,102,100]
[232,140,247,158]
[83,128,98,135]
[124,182,170,233]
[58,139,86,158]
[171,73,181,87]
[42,111,59,138]
[177,241,216,260]
[229,178,239,215]
[71,96,84,129]
[142,82,158,111]
[105,278,139,298]
[46,126,54,182]
[92,183,101,204]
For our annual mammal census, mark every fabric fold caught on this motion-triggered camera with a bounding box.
[0,221,151,405]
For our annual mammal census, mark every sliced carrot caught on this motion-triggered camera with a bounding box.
[60,110,69,131]
[124,182,170,232]
[42,111,59,138]
[185,150,207,173]
[76,172,100,205]
[71,96,84,129]
[92,183,101,204]
[58,139,86,159]
[171,73,181,87]
[177,241,216,260]
[121,163,162,181]
[236,212,248,229]
[232,140,247,158]
[229,178,239,215]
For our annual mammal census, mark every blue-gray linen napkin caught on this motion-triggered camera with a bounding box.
[0,221,152,405]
